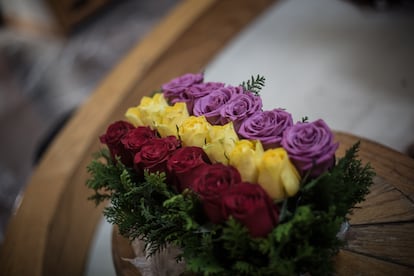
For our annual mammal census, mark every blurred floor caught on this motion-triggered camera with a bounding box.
[0,0,178,243]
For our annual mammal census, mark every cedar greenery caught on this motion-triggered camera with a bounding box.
[240,75,266,95]
[86,142,374,275]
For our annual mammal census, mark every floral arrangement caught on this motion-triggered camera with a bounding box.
[87,73,374,275]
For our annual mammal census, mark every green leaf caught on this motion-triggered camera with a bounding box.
[240,75,266,95]
[300,141,375,217]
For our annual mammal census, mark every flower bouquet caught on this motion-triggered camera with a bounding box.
[87,73,375,275]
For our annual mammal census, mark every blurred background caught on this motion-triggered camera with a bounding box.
[0,0,413,252]
[0,0,179,243]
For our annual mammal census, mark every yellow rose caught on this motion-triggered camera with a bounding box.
[257,148,301,200]
[178,116,211,147]
[229,140,263,183]
[125,93,168,128]
[156,102,189,138]
[203,122,239,165]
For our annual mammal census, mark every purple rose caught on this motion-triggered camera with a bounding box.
[193,85,243,125]
[281,119,339,178]
[184,82,225,114]
[219,92,263,130]
[238,109,293,149]
[162,73,204,104]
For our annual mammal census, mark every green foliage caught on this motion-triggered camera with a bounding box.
[240,75,266,95]
[300,141,375,218]
[86,142,374,275]
[86,149,125,204]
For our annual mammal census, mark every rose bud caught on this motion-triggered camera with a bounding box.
[257,148,301,200]
[162,73,204,104]
[203,122,239,165]
[189,163,241,224]
[134,136,180,174]
[221,182,280,237]
[99,120,135,166]
[193,85,243,125]
[229,139,264,183]
[121,126,157,155]
[219,91,263,131]
[125,93,169,129]
[178,116,211,147]
[167,146,211,192]
[156,102,189,138]
[238,109,293,150]
[281,119,339,178]
[184,82,225,114]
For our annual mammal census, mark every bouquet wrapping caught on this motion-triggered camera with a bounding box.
[87,73,374,275]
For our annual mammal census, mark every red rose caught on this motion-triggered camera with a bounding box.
[121,126,157,158]
[134,136,180,174]
[222,182,279,237]
[167,146,211,191]
[189,163,241,223]
[99,120,135,165]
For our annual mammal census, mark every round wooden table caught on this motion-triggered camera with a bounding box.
[112,131,414,276]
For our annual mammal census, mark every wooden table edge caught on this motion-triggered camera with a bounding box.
[334,131,414,200]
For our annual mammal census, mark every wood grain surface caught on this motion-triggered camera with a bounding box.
[112,132,414,275]
[333,132,414,275]
[0,0,276,275]
[112,226,138,276]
